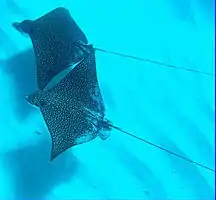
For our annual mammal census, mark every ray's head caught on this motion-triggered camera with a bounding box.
[25,90,47,108]
[12,20,34,35]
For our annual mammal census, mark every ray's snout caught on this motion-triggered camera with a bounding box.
[12,20,33,34]
[25,95,31,104]
[25,95,36,106]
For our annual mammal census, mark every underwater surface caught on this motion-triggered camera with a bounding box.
[0,0,215,199]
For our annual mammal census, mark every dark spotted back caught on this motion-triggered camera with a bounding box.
[17,7,88,90]
[40,97,99,160]
[49,48,105,115]
[38,50,106,159]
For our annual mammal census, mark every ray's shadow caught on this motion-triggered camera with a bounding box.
[3,48,37,121]
[4,138,79,199]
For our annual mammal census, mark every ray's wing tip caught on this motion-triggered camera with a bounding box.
[54,6,69,13]
[50,155,55,161]
[45,7,70,21]
[50,151,59,161]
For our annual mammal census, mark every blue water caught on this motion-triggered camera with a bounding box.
[0,0,215,199]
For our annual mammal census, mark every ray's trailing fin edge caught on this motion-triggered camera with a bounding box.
[13,7,215,172]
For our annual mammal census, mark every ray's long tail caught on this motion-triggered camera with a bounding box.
[94,48,215,77]
[103,121,215,173]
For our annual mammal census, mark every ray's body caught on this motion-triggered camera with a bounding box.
[14,7,111,160]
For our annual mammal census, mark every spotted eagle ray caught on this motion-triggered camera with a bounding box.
[13,7,89,90]
[13,7,214,172]
[26,48,111,160]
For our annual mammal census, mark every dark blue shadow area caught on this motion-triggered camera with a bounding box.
[168,0,195,23]
[4,138,79,199]
[113,146,168,199]
[3,48,37,121]
[161,137,214,199]
[137,109,214,198]
[0,28,19,57]
[6,0,24,15]
[201,101,215,123]
[199,0,215,15]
